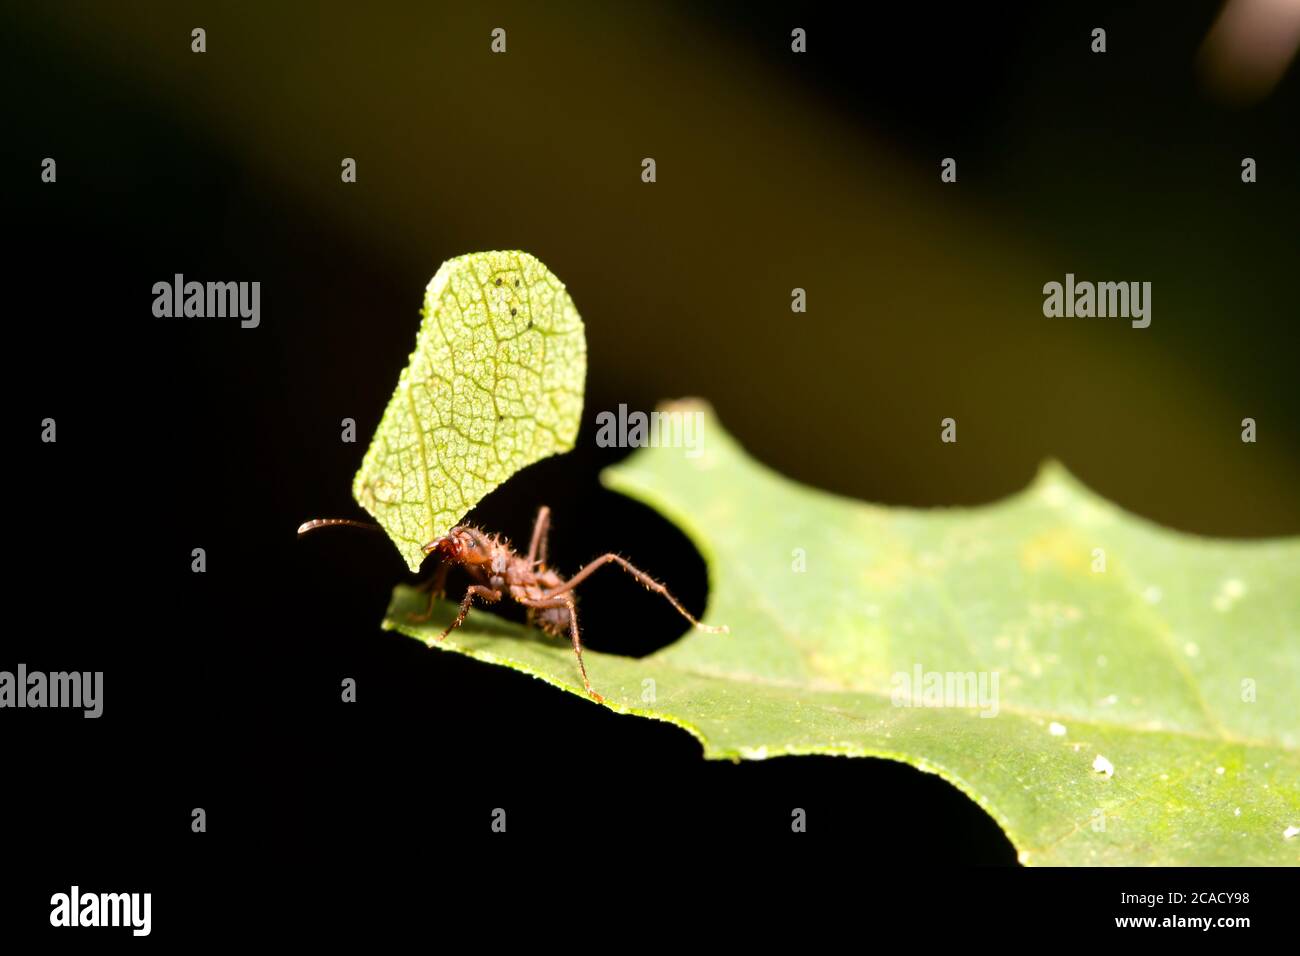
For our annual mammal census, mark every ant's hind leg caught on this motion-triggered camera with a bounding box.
[520,594,603,703]
[542,554,729,634]
[559,595,603,703]
[431,585,499,641]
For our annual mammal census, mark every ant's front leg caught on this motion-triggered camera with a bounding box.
[435,585,500,642]
[406,561,452,623]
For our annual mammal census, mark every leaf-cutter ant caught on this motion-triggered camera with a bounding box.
[297,506,728,702]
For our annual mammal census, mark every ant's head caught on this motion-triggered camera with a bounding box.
[423,525,493,566]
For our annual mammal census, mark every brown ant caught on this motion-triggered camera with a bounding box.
[297,506,728,702]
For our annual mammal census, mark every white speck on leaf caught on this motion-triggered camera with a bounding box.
[1285,826,1299,840]
[1049,721,1067,737]
[1092,755,1115,779]
[1215,766,1226,776]
[1213,578,1247,613]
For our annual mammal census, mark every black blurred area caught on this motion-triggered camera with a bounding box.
[5,0,1298,921]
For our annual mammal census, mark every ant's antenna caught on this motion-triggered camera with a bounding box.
[297,518,382,536]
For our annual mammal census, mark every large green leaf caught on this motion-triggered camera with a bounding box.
[382,402,1300,865]
[354,251,585,572]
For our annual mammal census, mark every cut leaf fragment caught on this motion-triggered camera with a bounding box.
[383,401,1300,865]
[354,251,585,571]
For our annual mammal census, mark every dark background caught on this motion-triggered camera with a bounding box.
[4,0,1298,931]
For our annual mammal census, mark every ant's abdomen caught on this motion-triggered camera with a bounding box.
[535,604,571,635]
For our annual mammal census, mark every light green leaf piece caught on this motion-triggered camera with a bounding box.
[354,251,585,572]
[382,401,1300,865]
